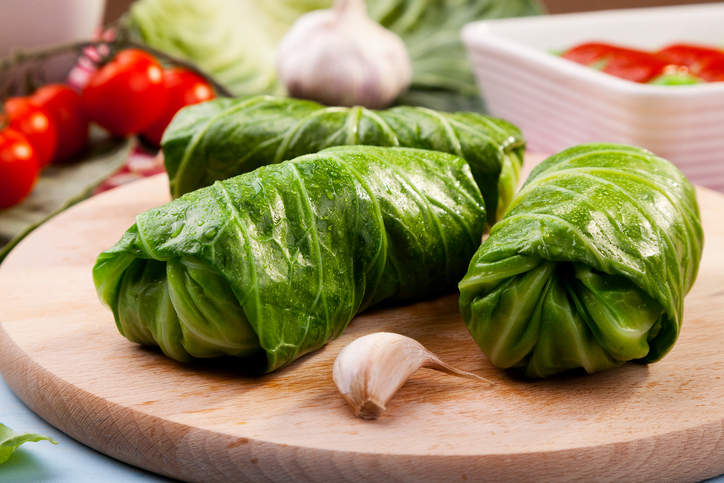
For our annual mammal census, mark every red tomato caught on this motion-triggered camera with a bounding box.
[81,49,168,137]
[602,48,667,83]
[140,68,216,147]
[562,42,667,83]
[656,44,724,82]
[30,84,89,164]
[561,43,618,66]
[656,44,724,70]
[697,56,724,82]
[2,97,58,168]
[0,128,40,208]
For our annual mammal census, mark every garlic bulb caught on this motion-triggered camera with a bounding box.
[333,332,492,419]
[276,0,412,109]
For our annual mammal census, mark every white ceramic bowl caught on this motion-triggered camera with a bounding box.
[462,4,724,191]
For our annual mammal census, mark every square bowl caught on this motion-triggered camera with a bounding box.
[462,4,724,191]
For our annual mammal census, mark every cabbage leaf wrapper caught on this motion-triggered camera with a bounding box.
[458,144,703,378]
[94,146,486,373]
[162,95,523,224]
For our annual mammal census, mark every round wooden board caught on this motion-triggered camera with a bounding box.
[2,155,724,483]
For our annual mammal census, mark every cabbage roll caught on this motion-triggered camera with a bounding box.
[162,95,523,224]
[95,146,486,373]
[458,144,703,378]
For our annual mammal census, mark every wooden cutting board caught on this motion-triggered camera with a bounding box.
[2,155,724,483]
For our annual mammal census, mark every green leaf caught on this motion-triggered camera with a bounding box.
[394,89,487,114]
[163,95,524,225]
[459,143,704,378]
[0,135,135,263]
[0,423,58,465]
[126,0,545,97]
[94,146,486,373]
[649,73,703,85]
[126,0,296,96]
[368,0,546,94]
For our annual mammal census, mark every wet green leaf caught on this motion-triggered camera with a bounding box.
[95,146,487,373]
[163,95,524,225]
[459,144,704,378]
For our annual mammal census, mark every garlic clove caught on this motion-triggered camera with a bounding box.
[276,0,412,109]
[333,332,492,419]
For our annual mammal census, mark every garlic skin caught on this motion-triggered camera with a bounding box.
[333,332,492,419]
[276,0,412,109]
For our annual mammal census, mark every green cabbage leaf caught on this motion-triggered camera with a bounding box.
[94,146,486,373]
[163,95,523,224]
[0,423,57,465]
[125,0,544,101]
[126,0,285,95]
[458,144,704,378]
[368,0,545,96]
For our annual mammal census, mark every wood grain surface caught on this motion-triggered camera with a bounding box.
[2,154,724,483]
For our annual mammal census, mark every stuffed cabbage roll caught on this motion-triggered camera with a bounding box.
[162,95,523,224]
[458,144,703,378]
[95,146,486,373]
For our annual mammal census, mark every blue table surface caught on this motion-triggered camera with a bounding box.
[1,372,724,483]
[0,374,177,483]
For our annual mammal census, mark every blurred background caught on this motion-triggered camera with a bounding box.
[543,0,720,12]
[101,0,724,21]
[102,0,724,24]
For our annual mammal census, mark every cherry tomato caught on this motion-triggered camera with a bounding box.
[30,84,89,164]
[0,128,40,208]
[140,68,216,147]
[2,97,58,168]
[81,49,168,137]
